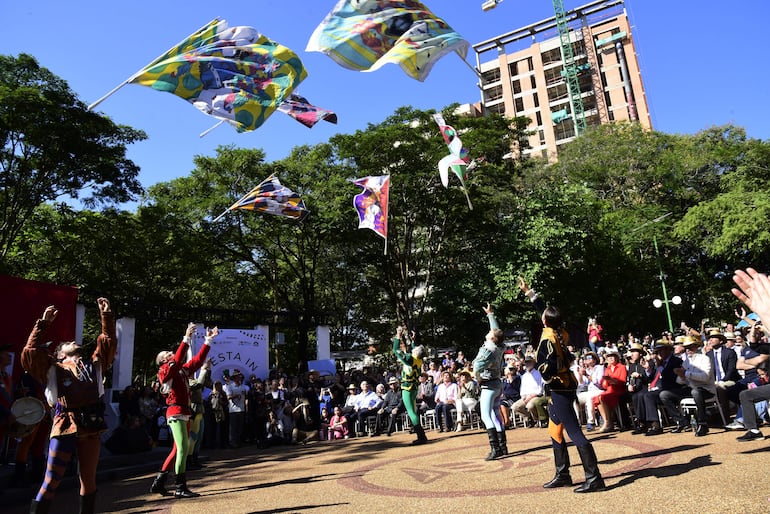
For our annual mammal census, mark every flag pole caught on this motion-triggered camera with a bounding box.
[384,235,388,256]
[88,18,220,111]
[457,52,482,79]
[200,119,226,138]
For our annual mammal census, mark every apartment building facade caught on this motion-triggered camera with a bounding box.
[473,0,651,160]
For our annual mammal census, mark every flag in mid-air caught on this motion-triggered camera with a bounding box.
[306,0,468,82]
[277,93,338,128]
[225,175,309,220]
[130,19,307,132]
[353,175,390,239]
[433,113,473,209]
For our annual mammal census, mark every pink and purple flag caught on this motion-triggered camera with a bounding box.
[353,175,390,240]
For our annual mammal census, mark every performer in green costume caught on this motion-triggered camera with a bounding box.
[393,326,428,445]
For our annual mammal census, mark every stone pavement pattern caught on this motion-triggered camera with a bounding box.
[3,426,767,513]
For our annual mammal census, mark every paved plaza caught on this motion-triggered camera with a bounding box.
[4,425,767,513]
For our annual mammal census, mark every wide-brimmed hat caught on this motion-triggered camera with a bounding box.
[347,384,357,390]
[674,335,687,345]
[583,352,599,362]
[653,339,674,350]
[705,328,726,341]
[724,331,736,341]
[603,347,621,357]
[628,342,647,354]
[681,336,702,348]
[388,376,398,385]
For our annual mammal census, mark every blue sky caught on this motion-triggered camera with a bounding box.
[2,1,768,204]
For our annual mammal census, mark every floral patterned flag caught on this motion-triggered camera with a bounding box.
[217,175,309,221]
[129,19,307,132]
[277,93,338,128]
[353,175,390,240]
[433,113,473,210]
[306,0,468,82]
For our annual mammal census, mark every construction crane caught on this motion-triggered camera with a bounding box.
[481,0,588,135]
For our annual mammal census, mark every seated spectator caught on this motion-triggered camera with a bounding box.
[512,356,546,427]
[349,381,381,436]
[595,349,627,432]
[426,361,442,385]
[673,336,715,436]
[576,353,604,431]
[455,371,479,432]
[632,340,689,436]
[319,407,332,440]
[265,409,285,446]
[328,405,349,440]
[416,374,435,412]
[292,399,320,445]
[499,364,522,428]
[342,383,358,416]
[375,377,404,436]
[434,371,458,432]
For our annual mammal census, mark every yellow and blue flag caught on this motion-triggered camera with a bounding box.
[306,1,468,82]
[131,19,307,132]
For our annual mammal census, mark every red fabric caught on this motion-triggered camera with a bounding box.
[0,275,77,381]
[593,363,628,409]
[159,341,211,417]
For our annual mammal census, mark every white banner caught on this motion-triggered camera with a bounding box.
[191,326,269,382]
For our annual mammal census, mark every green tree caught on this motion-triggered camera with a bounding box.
[0,54,145,264]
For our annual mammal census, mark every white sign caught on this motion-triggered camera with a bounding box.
[191,326,269,381]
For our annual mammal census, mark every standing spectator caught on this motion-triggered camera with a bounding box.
[625,343,650,431]
[434,371,459,432]
[138,386,160,442]
[587,317,604,353]
[247,378,268,446]
[207,381,228,448]
[223,370,248,448]
[520,277,605,493]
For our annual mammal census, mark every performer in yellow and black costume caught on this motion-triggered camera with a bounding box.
[519,277,605,493]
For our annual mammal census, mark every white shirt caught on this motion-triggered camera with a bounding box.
[519,369,544,397]
[223,382,248,413]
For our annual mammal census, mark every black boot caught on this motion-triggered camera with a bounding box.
[10,461,29,488]
[498,430,508,456]
[150,471,169,495]
[412,424,428,445]
[192,452,205,468]
[485,429,502,461]
[543,440,572,488]
[174,472,200,498]
[30,498,51,514]
[186,454,203,470]
[79,492,96,514]
[574,444,605,493]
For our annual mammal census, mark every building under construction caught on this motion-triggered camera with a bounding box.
[473,0,651,160]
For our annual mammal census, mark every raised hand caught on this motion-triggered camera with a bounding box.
[517,275,530,294]
[483,302,493,315]
[733,268,770,325]
[97,297,110,313]
[42,305,58,323]
[185,323,197,338]
[206,326,219,338]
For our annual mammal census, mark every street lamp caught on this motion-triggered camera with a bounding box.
[481,0,502,11]
[653,295,682,333]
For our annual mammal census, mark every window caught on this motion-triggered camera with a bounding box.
[544,66,564,85]
[526,57,533,71]
[513,80,522,94]
[481,68,501,85]
[514,97,524,112]
[538,129,546,145]
[533,92,540,108]
[571,40,586,57]
[487,102,506,115]
[530,75,537,89]
[554,119,575,140]
[548,83,568,102]
[509,61,519,76]
[541,47,562,66]
[536,111,542,126]
[485,85,503,102]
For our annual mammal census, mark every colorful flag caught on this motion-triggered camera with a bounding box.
[353,175,390,239]
[433,113,473,209]
[224,175,309,221]
[277,93,338,128]
[130,19,307,132]
[306,0,469,82]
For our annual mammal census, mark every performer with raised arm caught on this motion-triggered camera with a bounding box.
[149,323,216,498]
[393,325,428,445]
[519,277,605,493]
[472,303,506,460]
[22,298,116,514]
